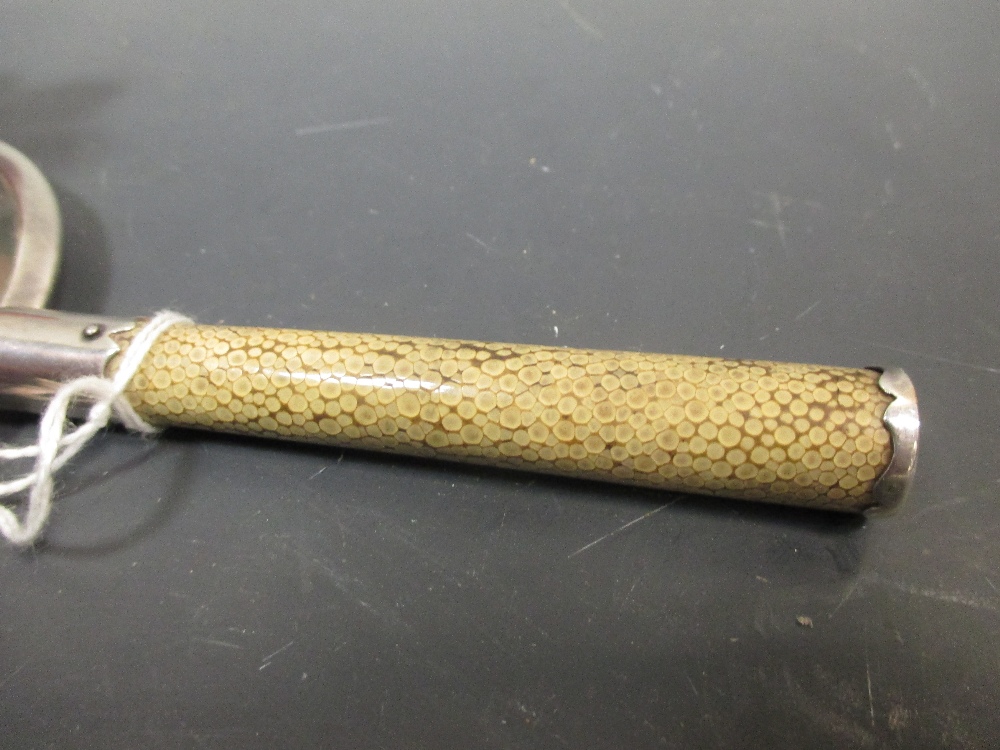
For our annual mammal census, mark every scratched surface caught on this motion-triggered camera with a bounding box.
[2,1,999,748]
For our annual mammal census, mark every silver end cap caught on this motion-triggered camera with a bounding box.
[869,368,919,515]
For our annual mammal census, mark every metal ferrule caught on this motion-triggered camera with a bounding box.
[870,368,920,515]
[0,307,136,414]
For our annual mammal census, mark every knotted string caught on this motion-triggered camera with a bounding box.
[0,311,192,546]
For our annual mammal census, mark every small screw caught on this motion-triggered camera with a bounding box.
[81,323,104,341]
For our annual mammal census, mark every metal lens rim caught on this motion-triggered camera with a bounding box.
[0,141,61,309]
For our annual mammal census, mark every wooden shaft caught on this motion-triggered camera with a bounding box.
[109,323,894,512]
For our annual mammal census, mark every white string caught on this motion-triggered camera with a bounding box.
[0,310,192,547]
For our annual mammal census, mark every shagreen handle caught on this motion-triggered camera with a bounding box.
[102,321,917,514]
[0,139,920,520]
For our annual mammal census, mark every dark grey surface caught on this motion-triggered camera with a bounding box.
[2,2,999,747]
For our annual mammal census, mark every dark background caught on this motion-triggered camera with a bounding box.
[2,2,998,747]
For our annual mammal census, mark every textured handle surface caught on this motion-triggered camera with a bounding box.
[110,323,894,512]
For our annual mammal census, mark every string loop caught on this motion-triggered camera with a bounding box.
[0,311,191,546]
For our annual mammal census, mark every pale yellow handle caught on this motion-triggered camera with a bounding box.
[109,323,894,512]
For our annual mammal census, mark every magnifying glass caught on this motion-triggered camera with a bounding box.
[0,139,919,545]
